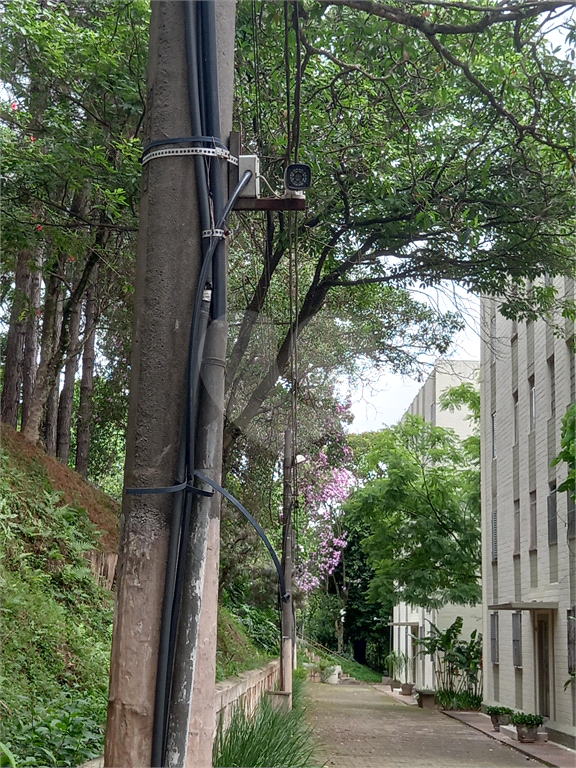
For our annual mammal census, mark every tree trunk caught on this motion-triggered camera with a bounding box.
[75,270,97,477]
[1,249,32,427]
[21,229,103,444]
[44,383,60,455]
[42,290,63,455]
[21,255,42,429]
[56,303,81,464]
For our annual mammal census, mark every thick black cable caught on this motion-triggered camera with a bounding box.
[198,1,227,319]
[194,470,290,602]
[147,170,253,767]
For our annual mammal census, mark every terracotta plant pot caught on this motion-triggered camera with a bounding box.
[490,713,511,732]
[401,682,414,696]
[515,724,539,743]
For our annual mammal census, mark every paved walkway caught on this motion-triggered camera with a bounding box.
[307,682,540,768]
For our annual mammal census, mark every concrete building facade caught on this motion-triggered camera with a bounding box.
[480,278,575,749]
[392,359,483,691]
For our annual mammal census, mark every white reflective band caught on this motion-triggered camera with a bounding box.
[141,146,238,165]
[201,228,225,239]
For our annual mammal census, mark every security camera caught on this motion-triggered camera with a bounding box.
[284,163,311,192]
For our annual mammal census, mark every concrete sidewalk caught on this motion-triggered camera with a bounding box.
[307,682,542,768]
[444,710,575,768]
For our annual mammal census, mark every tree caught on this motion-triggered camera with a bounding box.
[1,0,146,444]
[553,402,576,500]
[345,414,481,610]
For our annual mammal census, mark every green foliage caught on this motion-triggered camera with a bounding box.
[0,449,113,766]
[416,618,483,699]
[346,416,481,610]
[384,651,409,681]
[434,690,482,712]
[485,706,514,716]
[216,608,273,683]
[1,694,106,768]
[510,712,544,727]
[226,602,280,656]
[213,678,318,768]
[553,403,575,499]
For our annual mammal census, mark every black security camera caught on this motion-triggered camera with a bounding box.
[284,163,311,191]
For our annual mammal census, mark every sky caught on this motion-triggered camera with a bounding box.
[345,287,480,433]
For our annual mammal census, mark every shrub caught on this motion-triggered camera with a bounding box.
[510,712,544,727]
[435,689,482,711]
[213,679,318,768]
[485,706,514,716]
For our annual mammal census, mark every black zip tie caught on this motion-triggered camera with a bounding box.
[125,481,213,497]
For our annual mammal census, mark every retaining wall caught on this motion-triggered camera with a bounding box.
[214,659,281,732]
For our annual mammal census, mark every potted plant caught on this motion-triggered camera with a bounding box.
[384,651,408,690]
[400,682,415,696]
[485,705,514,732]
[510,712,544,742]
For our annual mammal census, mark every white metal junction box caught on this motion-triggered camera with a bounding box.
[238,155,260,198]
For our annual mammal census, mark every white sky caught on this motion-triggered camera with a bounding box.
[345,287,480,433]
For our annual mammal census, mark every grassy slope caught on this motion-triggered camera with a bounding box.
[0,425,273,765]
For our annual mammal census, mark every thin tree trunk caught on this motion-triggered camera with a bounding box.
[21,255,42,429]
[42,290,63,454]
[44,383,60,455]
[75,268,97,476]
[56,304,81,464]
[1,249,32,427]
[21,227,104,444]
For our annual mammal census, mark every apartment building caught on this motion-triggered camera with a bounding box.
[480,278,575,749]
[392,359,483,690]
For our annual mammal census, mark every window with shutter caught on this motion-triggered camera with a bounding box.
[512,612,522,668]
[492,509,498,561]
[491,613,499,664]
[529,491,537,551]
[513,499,520,555]
[567,493,575,540]
[547,488,557,546]
[568,608,576,675]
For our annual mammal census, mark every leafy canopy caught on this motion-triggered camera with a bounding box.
[345,414,481,610]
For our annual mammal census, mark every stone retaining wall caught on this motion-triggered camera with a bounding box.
[214,659,280,732]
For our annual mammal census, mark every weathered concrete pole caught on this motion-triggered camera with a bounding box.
[281,427,294,707]
[104,2,236,766]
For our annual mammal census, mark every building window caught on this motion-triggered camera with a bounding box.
[490,613,499,663]
[491,412,497,459]
[569,607,576,676]
[547,356,555,418]
[529,491,537,551]
[513,391,519,444]
[512,612,522,668]
[547,485,557,546]
[568,493,575,540]
[528,376,536,433]
[513,499,521,555]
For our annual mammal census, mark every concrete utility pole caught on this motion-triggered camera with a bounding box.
[281,427,294,707]
[104,3,236,767]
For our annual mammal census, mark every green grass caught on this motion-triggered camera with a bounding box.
[213,678,319,768]
[338,657,382,683]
